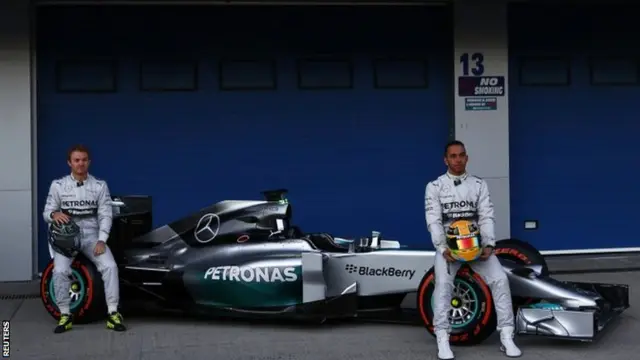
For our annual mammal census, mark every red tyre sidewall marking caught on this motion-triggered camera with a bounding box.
[417,273,434,329]
[40,260,95,318]
[494,248,531,264]
[41,262,59,317]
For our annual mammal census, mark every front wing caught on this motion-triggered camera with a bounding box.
[514,281,630,341]
[502,261,630,341]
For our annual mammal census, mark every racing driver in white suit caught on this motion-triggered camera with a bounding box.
[43,144,126,333]
[425,140,521,359]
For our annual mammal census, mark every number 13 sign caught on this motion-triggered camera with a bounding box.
[460,52,485,76]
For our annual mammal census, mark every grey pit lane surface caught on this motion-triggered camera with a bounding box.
[3,272,639,360]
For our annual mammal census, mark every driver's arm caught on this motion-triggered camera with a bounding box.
[96,180,113,243]
[425,181,447,253]
[477,179,496,248]
[43,180,61,223]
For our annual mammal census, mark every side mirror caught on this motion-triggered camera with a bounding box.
[370,231,382,249]
[112,198,126,215]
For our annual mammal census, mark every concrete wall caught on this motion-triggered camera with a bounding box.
[0,0,34,282]
[453,0,510,240]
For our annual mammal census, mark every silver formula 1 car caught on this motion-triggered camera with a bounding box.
[40,189,629,345]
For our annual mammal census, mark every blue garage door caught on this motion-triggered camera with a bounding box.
[36,5,453,270]
[509,3,640,251]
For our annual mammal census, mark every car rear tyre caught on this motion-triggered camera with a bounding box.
[40,255,106,324]
[417,266,497,346]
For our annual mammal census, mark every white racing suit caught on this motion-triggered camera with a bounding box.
[43,174,120,315]
[425,172,514,333]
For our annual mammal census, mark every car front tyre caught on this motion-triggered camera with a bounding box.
[417,265,497,346]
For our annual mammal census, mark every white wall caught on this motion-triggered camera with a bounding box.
[0,0,34,281]
[453,0,510,240]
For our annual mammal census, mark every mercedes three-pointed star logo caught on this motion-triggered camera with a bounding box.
[194,213,221,244]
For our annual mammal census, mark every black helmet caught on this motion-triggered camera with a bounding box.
[48,221,81,258]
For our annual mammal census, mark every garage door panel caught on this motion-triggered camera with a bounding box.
[509,3,640,251]
[39,6,451,54]
[37,5,452,270]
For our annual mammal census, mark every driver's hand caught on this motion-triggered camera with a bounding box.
[93,241,107,257]
[479,247,493,261]
[442,248,456,263]
[52,212,71,224]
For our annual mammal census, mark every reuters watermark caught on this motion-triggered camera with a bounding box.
[2,320,9,358]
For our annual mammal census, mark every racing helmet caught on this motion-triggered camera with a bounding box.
[446,220,482,262]
[48,220,81,258]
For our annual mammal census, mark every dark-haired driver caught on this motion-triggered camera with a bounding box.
[425,140,521,359]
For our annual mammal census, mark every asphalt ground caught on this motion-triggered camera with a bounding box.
[1,271,638,360]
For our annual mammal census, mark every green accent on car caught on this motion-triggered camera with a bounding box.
[333,238,353,246]
[525,302,564,310]
[48,269,86,311]
[184,265,303,308]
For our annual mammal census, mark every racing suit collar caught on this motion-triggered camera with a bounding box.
[70,172,89,183]
[446,171,468,181]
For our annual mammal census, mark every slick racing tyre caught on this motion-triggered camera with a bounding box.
[494,238,549,276]
[417,266,497,346]
[40,255,106,324]
[494,238,549,308]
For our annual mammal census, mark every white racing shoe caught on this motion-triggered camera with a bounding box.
[499,326,522,358]
[435,330,455,360]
